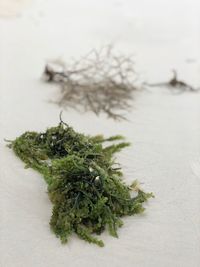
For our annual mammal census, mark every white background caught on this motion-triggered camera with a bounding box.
[0,0,200,266]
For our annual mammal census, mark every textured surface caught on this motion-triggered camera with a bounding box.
[1,0,200,266]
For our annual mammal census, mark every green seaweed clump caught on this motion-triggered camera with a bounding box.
[9,120,153,247]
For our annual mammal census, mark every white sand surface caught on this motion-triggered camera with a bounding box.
[1,0,200,266]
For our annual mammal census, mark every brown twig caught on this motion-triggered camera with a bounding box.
[144,69,199,92]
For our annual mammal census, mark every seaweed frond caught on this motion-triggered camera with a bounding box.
[9,120,153,246]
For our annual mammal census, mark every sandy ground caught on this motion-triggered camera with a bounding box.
[1,0,200,266]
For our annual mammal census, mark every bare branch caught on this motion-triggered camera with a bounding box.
[43,46,139,120]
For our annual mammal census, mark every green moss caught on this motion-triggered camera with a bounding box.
[9,121,153,247]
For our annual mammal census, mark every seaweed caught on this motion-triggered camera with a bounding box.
[8,117,153,247]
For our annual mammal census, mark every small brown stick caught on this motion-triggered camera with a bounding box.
[144,70,199,92]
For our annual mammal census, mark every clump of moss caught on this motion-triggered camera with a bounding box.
[8,120,153,247]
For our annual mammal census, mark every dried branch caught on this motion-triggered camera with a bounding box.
[43,46,139,120]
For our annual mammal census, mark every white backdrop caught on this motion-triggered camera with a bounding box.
[1,1,200,266]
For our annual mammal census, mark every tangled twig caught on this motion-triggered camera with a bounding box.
[43,46,139,120]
